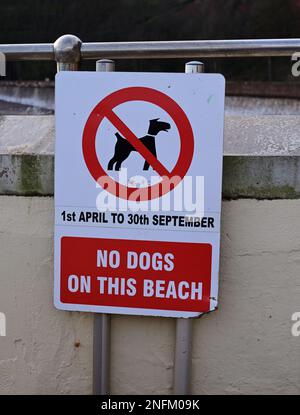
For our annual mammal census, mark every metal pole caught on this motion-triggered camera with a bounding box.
[93,59,115,396]
[93,312,111,395]
[96,59,115,72]
[173,60,204,396]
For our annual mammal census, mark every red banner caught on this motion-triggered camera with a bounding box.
[60,237,212,312]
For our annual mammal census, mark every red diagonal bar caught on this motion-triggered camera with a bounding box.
[105,109,170,177]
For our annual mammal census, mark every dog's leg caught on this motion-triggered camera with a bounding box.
[110,136,133,171]
[108,138,124,170]
[114,152,129,171]
[107,156,117,170]
[115,160,123,171]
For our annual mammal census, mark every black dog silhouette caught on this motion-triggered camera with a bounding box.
[107,118,171,171]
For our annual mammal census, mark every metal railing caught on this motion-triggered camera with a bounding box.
[0,36,299,63]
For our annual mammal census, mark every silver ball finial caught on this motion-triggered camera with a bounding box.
[54,34,82,71]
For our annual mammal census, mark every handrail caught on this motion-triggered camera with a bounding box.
[0,38,299,61]
[81,39,300,59]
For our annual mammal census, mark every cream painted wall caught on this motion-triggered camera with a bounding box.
[0,196,299,394]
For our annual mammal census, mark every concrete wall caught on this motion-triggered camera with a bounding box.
[0,196,299,394]
[0,82,54,112]
[0,112,299,394]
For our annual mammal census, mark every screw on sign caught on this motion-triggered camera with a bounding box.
[82,86,194,201]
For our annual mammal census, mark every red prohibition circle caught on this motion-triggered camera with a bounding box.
[82,86,194,201]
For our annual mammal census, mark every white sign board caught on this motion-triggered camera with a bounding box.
[55,72,225,318]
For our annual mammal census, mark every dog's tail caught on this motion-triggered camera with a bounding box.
[115,132,125,141]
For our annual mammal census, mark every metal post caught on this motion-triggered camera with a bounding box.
[93,312,111,395]
[96,59,115,72]
[185,60,204,74]
[53,34,82,71]
[173,60,204,395]
[93,58,115,396]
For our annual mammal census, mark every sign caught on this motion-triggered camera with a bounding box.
[82,86,194,201]
[55,72,225,318]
